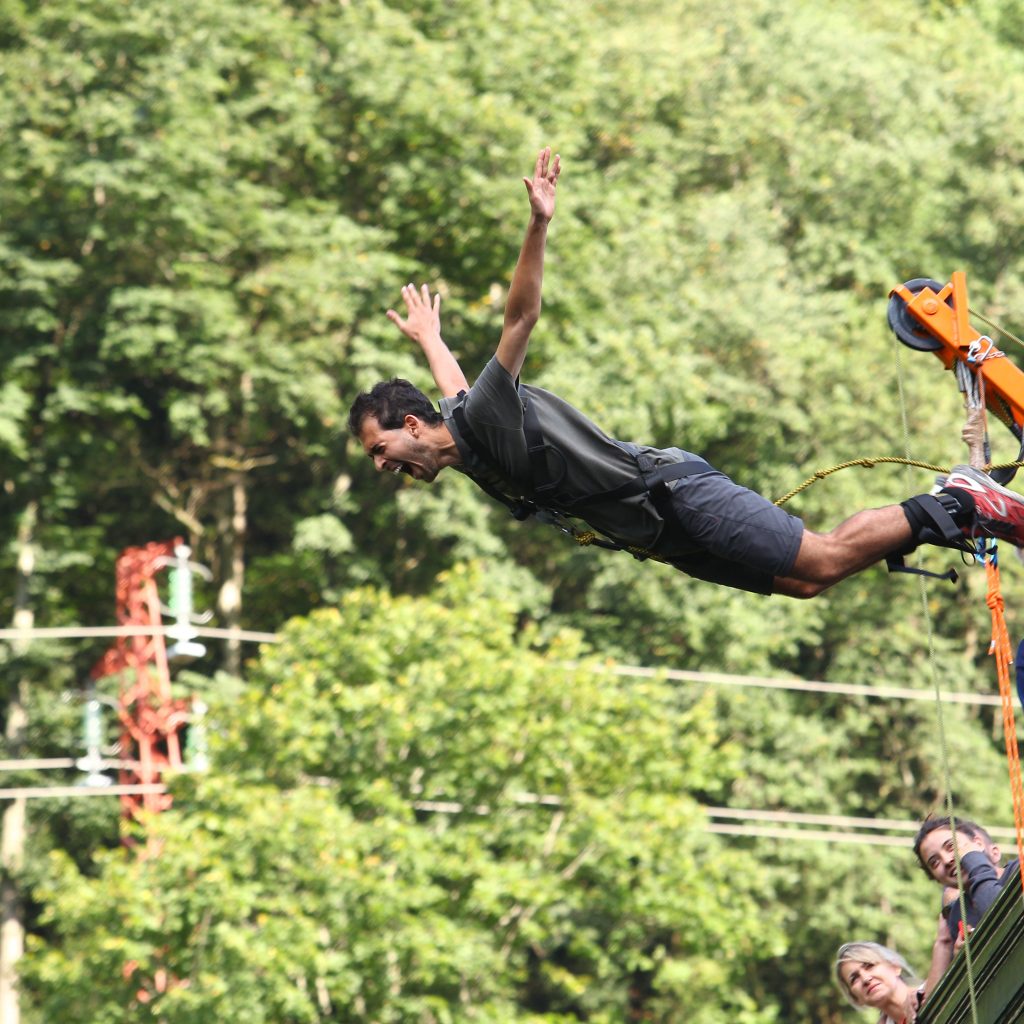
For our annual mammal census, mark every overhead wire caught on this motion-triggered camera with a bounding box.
[0,778,992,848]
[0,625,279,643]
[0,624,1008,708]
[0,783,166,800]
[589,663,1005,708]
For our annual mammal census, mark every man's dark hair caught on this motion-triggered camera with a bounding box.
[348,379,443,436]
[912,815,994,875]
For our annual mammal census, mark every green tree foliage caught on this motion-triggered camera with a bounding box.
[21,573,782,1023]
[4,0,1024,1019]
[0,0,405,658]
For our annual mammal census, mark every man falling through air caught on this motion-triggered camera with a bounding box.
[348,148,1024,597]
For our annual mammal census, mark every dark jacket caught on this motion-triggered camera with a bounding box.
[944,853,1020,940]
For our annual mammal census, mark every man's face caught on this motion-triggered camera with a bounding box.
[358,414,444,483]
[919,827,991,886]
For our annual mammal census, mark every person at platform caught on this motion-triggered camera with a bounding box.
[349,147,1024,598]
[914,815,1020,943]
[834,937,951,1024]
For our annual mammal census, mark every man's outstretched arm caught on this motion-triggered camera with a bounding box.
[386,283,469,397]
[495,147,561,380]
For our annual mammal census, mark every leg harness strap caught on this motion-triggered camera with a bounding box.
[888,493,967,582]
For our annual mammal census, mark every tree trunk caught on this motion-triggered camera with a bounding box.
[216,372,252,678]
[217,471,247,677]
[1,502,37,1024]
[0,791,25,1024]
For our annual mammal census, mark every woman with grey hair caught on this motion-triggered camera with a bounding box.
[834,908,955,1022]
[834,942,924,1024]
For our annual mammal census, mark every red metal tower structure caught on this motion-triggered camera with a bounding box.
[90,539,192,826]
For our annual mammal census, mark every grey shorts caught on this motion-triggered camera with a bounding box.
[655,466,805,595]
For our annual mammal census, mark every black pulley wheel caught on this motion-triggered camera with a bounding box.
[887,277,947,351]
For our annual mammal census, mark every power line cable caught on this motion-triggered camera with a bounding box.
[706,824,912,847]
[0,624,1005,708]
[583,663,1004,708]
[8,771,1020,850]
[0,625,278,643]
[2,769,1017,841]
[0,783,166,800]
[0,759,142,772]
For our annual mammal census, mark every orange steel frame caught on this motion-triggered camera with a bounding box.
[90,539,191,828]
[890,271,1024,436]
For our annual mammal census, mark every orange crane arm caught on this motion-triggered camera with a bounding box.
[889,273,1024,440]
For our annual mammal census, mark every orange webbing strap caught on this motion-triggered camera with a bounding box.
[984,555,1024,900]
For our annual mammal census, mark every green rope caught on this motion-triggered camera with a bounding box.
[969,306,1024,352]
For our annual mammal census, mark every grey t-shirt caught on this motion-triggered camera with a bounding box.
[438,357,694,550]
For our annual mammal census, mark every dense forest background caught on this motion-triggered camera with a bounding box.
[3,0,1024,1020]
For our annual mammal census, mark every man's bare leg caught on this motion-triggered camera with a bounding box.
[773,505,913,599]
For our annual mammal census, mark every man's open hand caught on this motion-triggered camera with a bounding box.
[523,147,561,222]
[386,283,442,347]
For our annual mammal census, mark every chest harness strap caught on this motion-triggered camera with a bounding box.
[449,395,713,556]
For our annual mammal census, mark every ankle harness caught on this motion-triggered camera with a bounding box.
[889,492,971,582]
